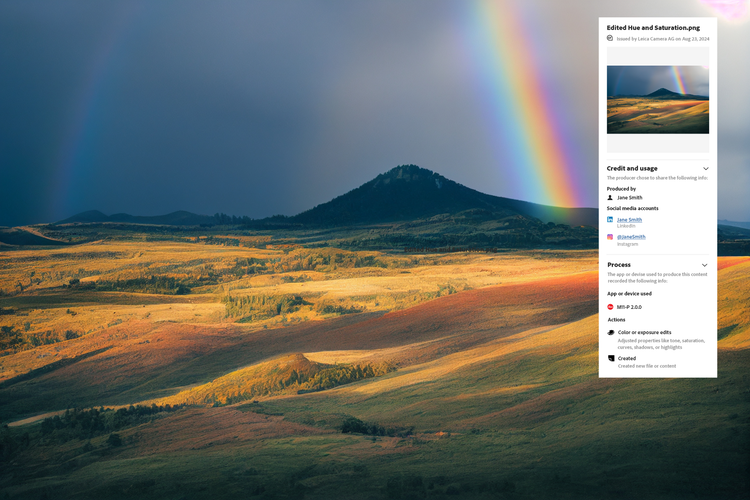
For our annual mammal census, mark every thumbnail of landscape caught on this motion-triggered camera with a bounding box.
[607,88,709,134]
[1,165,748,499]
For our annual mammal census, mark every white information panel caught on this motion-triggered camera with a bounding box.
[599,18,717,378]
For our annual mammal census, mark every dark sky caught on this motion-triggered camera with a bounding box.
[1,0,748,226]
[607,66,710,96]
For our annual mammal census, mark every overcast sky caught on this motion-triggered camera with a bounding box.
[1,0,748,226]
[607,66,710,96]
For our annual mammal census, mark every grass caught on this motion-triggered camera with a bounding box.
[0,238,747,499]
[154,353,396,406]
[607,97,709,134]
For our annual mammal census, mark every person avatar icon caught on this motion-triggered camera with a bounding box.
[607,194,613,201]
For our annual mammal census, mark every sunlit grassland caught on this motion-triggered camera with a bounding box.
[0,240,595,359]
[0,246,747,499]
[3,317,746,499]
[607,97,709,134]
[0,242,595,421]
[717,259,750,349]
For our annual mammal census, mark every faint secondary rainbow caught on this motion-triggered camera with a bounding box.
[464,0,582,208]
[51,3,144,218]
[671,66,687,94]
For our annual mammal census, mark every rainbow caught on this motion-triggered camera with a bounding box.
[51,4,144,218]
[670,66,687,95]
[463,0,582,208]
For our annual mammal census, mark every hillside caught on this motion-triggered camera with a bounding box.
[56,166,597,231]
[291,164,597,227]
[719,219,750,230]
[156,353,395,406]
[41,166,599,250]
[644,87,708,100]
[0,227,68,247]
[56,210,217,226]
[719,224,750,256]
[0,252,747,499]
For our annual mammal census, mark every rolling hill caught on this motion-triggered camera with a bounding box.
[290,164,597,227]
[719,224,750,256]
[719,219,750,230]
[644,87,708,100]
[1,254,747,499]
[0,227,68,247]
[56,166,598,231]
[607,88,709,134]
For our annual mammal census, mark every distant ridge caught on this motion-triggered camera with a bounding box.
[58,210,109,223]
[290,165,597,228]
[57,166,598,230]
[718,223,750,256]
[57,210,217,226]
[719,219,750,231]
[637,87,707,100]
[610,88,708,100]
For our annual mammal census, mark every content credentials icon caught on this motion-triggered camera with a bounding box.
[607,304,614,310]
[607,216,613,223]
[607,234,614,240]
[607,329,615,335]
[608,355,615,362]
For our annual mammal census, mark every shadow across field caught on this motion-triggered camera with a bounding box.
[0,256,747,500]
[607,97,709,134]
[0,273,596,422]
[0,346,112,390]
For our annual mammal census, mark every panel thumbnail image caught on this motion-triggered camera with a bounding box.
[607,66,709,134]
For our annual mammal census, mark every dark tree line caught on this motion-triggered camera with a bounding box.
[1,404,184,463]
[340,416,413,438]
[94,275,192,295]
[40,404,182,442]
[214,213,253,225]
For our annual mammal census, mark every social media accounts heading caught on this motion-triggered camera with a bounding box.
[607,206,659,211]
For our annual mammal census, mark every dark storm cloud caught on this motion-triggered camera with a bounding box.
[0,1,128,226]
[1,0,488,226]
[607,66,709,96]
[1,0,748,226]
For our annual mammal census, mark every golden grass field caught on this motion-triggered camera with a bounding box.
[607,97,709,134]
[0,239,747,499]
